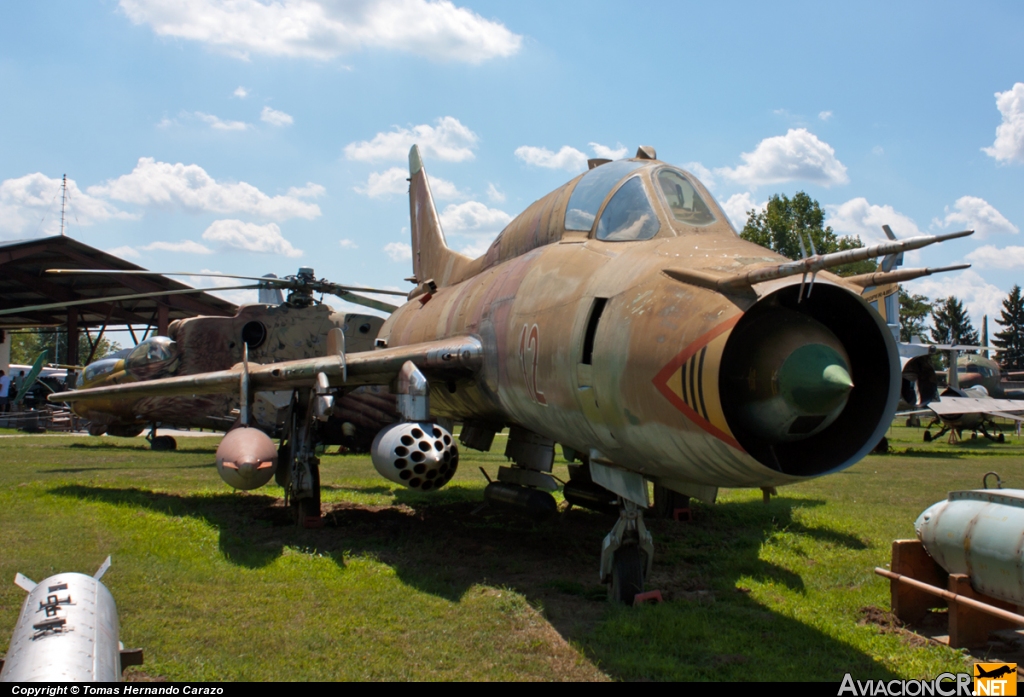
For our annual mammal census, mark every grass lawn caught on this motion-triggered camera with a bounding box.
[1,423,1018,681]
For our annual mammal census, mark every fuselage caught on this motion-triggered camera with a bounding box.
[380,158,899,490]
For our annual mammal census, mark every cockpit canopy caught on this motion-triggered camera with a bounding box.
[124,336,178,380]
[564,161,719,242]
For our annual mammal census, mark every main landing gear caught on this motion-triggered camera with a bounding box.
[146,424,176,451]
[600,499,654,605]
[279,387,324,527]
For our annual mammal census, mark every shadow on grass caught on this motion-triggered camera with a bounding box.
[66,442,219,454]
[50,483,896,680]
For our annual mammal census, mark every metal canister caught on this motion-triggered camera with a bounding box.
[915,488,1024,605]
[0,571,122,682]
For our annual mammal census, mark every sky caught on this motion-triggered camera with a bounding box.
[2,1,1023,335]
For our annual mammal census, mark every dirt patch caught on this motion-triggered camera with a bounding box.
[859,606,931,648]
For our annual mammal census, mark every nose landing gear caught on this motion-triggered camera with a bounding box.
[601,499,654,605]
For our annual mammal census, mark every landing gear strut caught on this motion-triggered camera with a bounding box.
[601,499,654,605]
[283,388,322,527]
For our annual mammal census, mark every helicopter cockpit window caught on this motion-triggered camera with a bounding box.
[82,358,119,385]
[124,336,178,379]
[595,177,661,242]
[564,160,647,231]
[656,169,716,227]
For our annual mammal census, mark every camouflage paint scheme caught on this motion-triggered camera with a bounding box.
[74,303,390,436]
[55,145,933,501]
[383,148,897,493]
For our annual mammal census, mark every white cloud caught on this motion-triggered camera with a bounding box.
[982,83,1024,163]
[188,268,259,306]
[486,182,505,203]
[119,0,522,64]
[233,86,249,98]
[933,195,1018,239]
[194,111,250,131]
[906,270,1007,329]
[589,142,628,160]
[872,146,884,156]
[260,106,293,127]
[384,241,412,261]
[201,219,303,257]
[156,117,176,128]
[286,183,324,198]
[716,128,849,188]
[966,245,1024,270]
[106,245,140,259]
[354,167,461,200]
[338,238,357,249]
[0,172,135,239]
[344,116,477,162]
[141,240,214,254]
[88,157,321,220]
[439,201,512,233]
[681,161,716,190]
[818,110,833,121]
[721,193,766,230]
[514,145,587,172]
[458,238,495,258]
[826,198,923,244]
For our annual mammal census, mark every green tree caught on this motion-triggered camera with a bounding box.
[994,284,1024,371]
[931,296,979,367]
[898,288,932,343]
[9,329,120,366]
[740,192,877,276]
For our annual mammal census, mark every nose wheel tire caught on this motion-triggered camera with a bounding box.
[609,544,645,605]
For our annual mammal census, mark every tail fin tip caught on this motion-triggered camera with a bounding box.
[409,145,423,176]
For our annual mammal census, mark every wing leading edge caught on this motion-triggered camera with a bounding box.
[48,336,483,404]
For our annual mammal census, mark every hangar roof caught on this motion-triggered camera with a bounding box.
[0,236,237,329]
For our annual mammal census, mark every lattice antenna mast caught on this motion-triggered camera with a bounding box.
[60,174,67,236]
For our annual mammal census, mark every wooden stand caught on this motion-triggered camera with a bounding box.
[878,539,1024,649]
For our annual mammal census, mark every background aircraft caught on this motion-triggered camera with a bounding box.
[52,145,970,603]
[38,268,403,453]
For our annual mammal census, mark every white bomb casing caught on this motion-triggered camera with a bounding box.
[371,422,458,492]
[1,572,122,682]
[216,427,278,490]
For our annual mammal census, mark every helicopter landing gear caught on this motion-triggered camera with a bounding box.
[146,425,176,451]
[601,499,654,605]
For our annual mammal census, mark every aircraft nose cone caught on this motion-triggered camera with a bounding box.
[778,344,854,415]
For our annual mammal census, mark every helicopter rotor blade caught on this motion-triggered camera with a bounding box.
[0,285,262,317]
[47,269,408,296]
[331,291,399,314]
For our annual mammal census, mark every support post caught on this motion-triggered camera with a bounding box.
[66,309,79,368]
[157,302,169,337]
[947,574,1021,648]
[890,539,946,623]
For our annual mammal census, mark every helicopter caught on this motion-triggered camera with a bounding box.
[42,267,404,454]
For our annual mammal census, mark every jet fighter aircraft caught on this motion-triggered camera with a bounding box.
[52,145,972,602]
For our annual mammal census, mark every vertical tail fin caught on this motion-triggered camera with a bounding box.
[408,145,473,287]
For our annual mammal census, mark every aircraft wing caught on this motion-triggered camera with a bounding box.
[925,397,1024,417]
[49,336,483,404]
